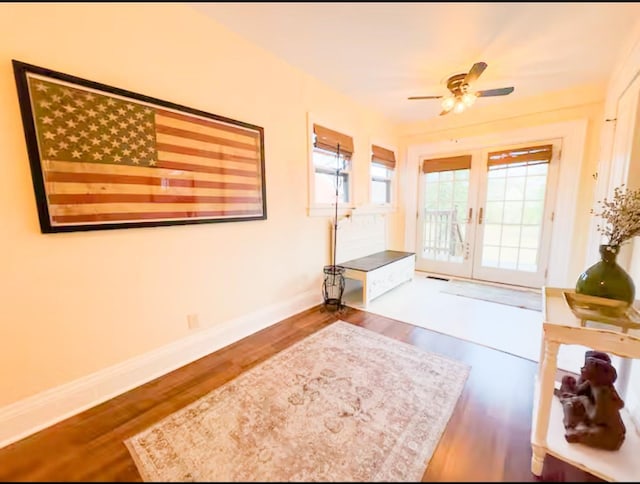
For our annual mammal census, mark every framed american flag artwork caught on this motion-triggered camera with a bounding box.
[12,60,266,233]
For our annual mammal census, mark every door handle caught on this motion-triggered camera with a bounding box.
[467,207,473,223]
[478,207,484,225]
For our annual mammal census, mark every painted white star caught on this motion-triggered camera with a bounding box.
[60,88,73,97]
[132,156,140,164]
[146,134,154,141]
[147,146,155,153]
[137,125,145,132]
[52,109,64,118]
[56,126,66,135]
[126,104,135,111]
[108,113,117,121]
[111,139,119,147]
[119,121,128,129]
[71,150,81,158]
[79,130,88,138]
[118,108,127,116]
[35,83,49,92]
[121,135,129,143]
[42,116,53,125]
[58,141,69,149]
[69,134,79,143]
[77,114,87,122]
[88,124,98,132]
[92,152,103,160]
[99,119,108,126]
[135,111,144,119]
[85,93,96,101]
[74,98,85,107]
[63,105,76,113]
[81,144,91,152]
[39,100,52,109]
[113,154,122,163]
[106,98,116,106]
[52,94,62,102]
[97,104,107,112]
[87,109,97,118]
[144,122,152,128]
[90,138,101,146]
[109,127,118,135]
[102,146,112,154]
[43,131,55,140]
[148,159,157,166]
[48,147,58,156]
[100,133,109,141]
[66,119,77,128]
[122,148,132,156]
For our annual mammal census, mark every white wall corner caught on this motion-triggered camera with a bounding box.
[0,289,322,450]
[625,385,640,437]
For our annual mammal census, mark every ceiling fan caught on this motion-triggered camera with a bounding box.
[408,62,514,115]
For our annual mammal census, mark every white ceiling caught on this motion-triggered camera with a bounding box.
[192,2,640,123]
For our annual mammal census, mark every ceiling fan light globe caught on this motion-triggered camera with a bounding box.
[462,92,477,107]
[441,96,456,111]
[453,99,466,114]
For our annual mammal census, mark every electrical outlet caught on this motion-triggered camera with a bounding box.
[187,313,200,329]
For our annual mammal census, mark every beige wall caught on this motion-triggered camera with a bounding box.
[0,3,400,406]
[397,83,606,284]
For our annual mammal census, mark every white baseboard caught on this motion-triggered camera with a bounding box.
[0,289,322,450]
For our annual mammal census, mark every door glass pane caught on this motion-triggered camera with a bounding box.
[503,201,523,224]
[422,169,469,263]
[485,201,504,224]
[483,224,502,245]
[479,159,550,272]
[486,177,506,200]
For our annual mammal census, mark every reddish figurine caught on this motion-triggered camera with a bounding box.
[553,351,626,451]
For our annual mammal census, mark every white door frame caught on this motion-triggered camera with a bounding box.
[404,119,588,288]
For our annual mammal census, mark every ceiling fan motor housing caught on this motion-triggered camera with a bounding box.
[446,73,471,95]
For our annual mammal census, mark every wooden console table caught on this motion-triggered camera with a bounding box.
[531,287,640,481]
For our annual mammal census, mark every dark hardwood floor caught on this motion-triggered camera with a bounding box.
[0,305,602,482]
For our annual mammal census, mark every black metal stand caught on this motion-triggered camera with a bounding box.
[322,143,345,312]
[322,264,345,311]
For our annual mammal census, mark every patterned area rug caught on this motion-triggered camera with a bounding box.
[440,279,542,311]
[125,321,470,482]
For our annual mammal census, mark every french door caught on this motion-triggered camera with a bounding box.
[416,140,561,288]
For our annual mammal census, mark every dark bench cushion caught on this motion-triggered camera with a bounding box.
[339,250,415,272]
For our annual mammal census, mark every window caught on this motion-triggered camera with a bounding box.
[371,144,396,205]
[312,124,353,205]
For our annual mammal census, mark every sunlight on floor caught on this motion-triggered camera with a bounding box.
[343,273,590,372]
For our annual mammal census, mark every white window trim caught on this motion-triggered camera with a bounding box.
[306,112,356,217]
[367,139,398,212]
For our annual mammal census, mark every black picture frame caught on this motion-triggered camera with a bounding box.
[12,60,267,233]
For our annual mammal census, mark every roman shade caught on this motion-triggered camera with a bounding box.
[371,145,396,169]
[487,144,553,168]
[422,155,471,174]
[313,124,354,157]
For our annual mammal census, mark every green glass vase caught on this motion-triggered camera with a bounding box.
[575,244,635,304]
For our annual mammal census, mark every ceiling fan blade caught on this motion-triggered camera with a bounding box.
[408,95,442,100]
[476,86,514,97]
[464,62,487,85]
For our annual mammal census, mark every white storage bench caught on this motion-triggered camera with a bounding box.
[339,250,415,307]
